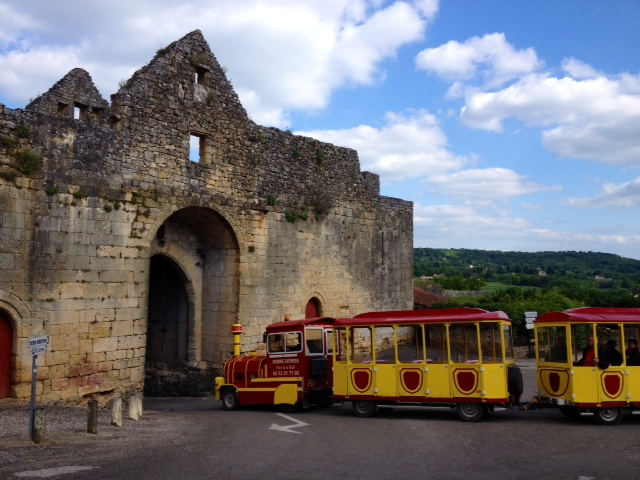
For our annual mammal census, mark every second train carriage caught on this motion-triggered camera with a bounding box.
[533,307,640,425]
[331,308,523,421]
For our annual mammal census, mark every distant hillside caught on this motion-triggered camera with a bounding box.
[413,248,640,341]
[414,248,640,282]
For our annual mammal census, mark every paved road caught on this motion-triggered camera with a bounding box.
[1,360,640,479]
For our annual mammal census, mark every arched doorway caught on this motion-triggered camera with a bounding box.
[305,298,322,318]
[0,310,13,398]
[146,207,239,396]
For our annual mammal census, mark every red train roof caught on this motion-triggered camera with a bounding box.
[336,308,510,326]
[266,317,336,332]
[536,307,640,324]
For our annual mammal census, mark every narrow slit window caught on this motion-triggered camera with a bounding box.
[195,67,207,85]
[189,134,205,163]
[90,107,103,121]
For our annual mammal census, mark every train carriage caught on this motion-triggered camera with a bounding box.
[534,307,640,425]
[331,308,523,421]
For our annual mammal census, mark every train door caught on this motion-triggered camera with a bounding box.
[595,323,626,404]
[479,323,509,399]
[623,323,640,403]
[332,328,349,396]
[0,310,12,399]
[347,326,375,396]
[536,325,571,401]
[448,323,483,399]
[424,324,450,399]
[397,324,427,398]
[569,324,599,403]
[373,326,397,397]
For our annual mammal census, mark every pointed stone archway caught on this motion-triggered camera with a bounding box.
[145,206,239,396]
[0,310,13,399]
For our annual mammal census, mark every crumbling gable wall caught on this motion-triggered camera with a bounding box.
[0,30,413,402]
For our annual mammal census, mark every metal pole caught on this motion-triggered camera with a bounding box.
[29,354,37,440]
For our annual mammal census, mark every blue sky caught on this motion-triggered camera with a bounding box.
[1,0,639,259]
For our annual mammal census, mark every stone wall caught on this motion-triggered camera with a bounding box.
[0,30,413,402]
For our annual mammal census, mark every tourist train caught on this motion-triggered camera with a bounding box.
[215,307,640,425]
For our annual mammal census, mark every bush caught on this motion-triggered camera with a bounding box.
[14,149,40,174]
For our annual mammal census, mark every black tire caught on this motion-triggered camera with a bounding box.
[594,407,622,426]
[559,406,581,420]
[222,388,239,411]
[352,400,376,418]
[456,403,486,422]
[507,366,524,398]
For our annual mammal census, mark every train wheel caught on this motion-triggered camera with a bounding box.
[594,407,622,426]
[559,406,581,420]
[456,403,486,422]
[222,388,239,411]
[352,400,376,418]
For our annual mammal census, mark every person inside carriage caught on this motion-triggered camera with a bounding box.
[575,336,609,369]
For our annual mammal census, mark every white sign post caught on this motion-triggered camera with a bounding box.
[524,313,537,356]
[28,336,49,441]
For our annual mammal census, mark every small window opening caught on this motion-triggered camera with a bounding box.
[57,103,68,115]
[189,134,205,163]
[74,103,88,122]
[90,107,104,121]
[195,67,207,85]
[109,115,124,131]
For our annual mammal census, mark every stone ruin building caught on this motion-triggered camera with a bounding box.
[0,30,413,403]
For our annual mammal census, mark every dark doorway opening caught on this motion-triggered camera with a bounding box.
[145,255,193,396]
[0,310,13,399]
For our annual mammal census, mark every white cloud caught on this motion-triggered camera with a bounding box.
[566,177,640,208]
[296,109,471,182]
[424,167,560,203]
[415,31,640,168]
[459,69,640,166]
[415,33,541,89]
[561,57,600,79]
[0,0,437,127]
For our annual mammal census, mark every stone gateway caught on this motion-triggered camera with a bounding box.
[0,30,413,402]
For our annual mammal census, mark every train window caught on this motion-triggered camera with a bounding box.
[596,323,623,366]
[325,330,335,355]
[375,326,396,363]
[570,324,593,363]
[623,323,640,367]
[537,326,568,363]
[351,327,372,363]
[267,332,302,354]
[480,323,503,363]
[449,324,479,363]
[398,325,424,363]
[305,328,323,355]
[335,328,348,362]
[425,324,447,363]
[503,324,514,360]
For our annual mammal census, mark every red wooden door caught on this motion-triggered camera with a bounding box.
[0,311,12,398]
[305,298,320,319]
